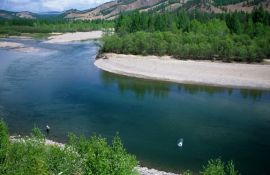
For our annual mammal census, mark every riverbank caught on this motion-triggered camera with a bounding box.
[0,31,103,51]
[0,41,40,52]
[45,31,103,43]
[10,136,178,175]
[95,53,270,90]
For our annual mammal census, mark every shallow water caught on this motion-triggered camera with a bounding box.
[0,39,270,174]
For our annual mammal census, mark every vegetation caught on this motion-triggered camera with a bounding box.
[0,119,240,175]
[182,159,238,175]
[213,0,264,6]
[201,159,238,175]
[0,119,137,175]
[0,18,114,36]
[102,8,270,62]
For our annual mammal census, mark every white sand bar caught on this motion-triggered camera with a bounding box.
[45,31,103,43]
[95,53,270,90]
[0,41,24,48]
[0,41,40,52]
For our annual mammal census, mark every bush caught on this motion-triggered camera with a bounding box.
[68,133,137,175]
[102,29,267,62]
[201,158,238,175]
[0,120,138,175]
[0,119,9,173]
[201,159,226,175]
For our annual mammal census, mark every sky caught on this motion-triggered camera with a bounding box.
[0,0,110,13]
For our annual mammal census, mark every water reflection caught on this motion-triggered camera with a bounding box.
[101,71,170,98]
[180,84,266,101]
[101,71,269,101]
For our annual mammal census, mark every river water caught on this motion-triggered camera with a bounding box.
[0,39,270,174]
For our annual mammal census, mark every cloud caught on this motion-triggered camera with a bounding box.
[0,0,110,12]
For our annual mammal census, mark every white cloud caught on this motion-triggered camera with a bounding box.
[0,0,110,12]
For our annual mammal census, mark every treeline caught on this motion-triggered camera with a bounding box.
[0,18,114,35]
[115,7,270,35]
[213,0,264,6]
[0,119,239,175]
[102,7,270,62]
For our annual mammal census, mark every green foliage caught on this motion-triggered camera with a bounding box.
[0,119,9,173]
[45,145,81,175]
[183,169,193,175]
[0,120,138,175]
[4,140,49,175]
[68,133,137,175]
[213,0,246,6]
[0,18,114,35]
[102,28,268,62]
[114,9,270,35]
[201,159,226,175]
[107,9,270,62]
[226,160,238,175]
[201,158,238,175]
[32,127,45,140]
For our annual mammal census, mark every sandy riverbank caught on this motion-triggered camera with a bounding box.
[45,31,103,43]
[0,31,103,52]
[95,53,270,90]
[0,41,40,52]
[0,41,24,48]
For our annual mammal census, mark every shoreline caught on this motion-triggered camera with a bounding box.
[94,53,270,90]
[0,31,103,52]
[10,136,178,175]
[0,41,41,52]
[45,31,103,43]
[0,31,103,43]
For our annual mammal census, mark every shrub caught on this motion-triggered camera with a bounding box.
[68,133,138,175]
[201,159,226,175]
[201,158,238,175]
[0,119,9,173]
[0,120,138,175]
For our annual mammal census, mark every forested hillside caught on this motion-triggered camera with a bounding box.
[64,0,270,20]
[1,0,269,20]
[102,7,270,62]
[213,0,265,6]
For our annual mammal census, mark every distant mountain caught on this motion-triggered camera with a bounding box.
[64,0,270,20]
[0,10,65,19]
[0,10,36,19]
[38,11,62,15]
[1,0,269,21]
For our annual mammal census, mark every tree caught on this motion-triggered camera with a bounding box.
[0,119,9,173]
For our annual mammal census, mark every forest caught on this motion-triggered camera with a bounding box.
[102,7,270,62]
[0,18,114,35]
[213,0,265,6]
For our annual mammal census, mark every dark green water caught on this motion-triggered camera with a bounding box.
[0,39,270,174]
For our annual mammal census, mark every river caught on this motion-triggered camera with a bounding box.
[0,38,270,174]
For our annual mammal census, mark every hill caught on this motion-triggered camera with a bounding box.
[1,0,269,20]
[0,10,36,19]
[64,0,270,20]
